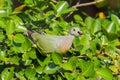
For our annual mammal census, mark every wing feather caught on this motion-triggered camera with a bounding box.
[31,33,59,53]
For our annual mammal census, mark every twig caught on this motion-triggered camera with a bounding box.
[60,72,65,78]
[51,0,57,3]
[72,0,104,8]
[66,0,104,18]
[62,56,87,63]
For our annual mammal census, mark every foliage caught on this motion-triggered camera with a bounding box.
[108,6,120,18]
[0,0,120,80]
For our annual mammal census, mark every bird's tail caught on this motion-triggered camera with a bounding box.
[26,28,36,43]
[27,29,34,37]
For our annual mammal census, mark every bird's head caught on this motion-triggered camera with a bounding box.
[68,27,83,36]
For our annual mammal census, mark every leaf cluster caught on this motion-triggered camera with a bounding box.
[0,0,120,80]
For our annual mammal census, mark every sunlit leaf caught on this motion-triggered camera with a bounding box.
[56,1,69,16]
[91,19,101,35]
[24,0,34,5]
[14,34,25,43]
[1,67,14,80]
[49,2,57,14]
[100,35,108,45]
[61,62,73,71]
[79,34,90,54]
[62,8,77,14]
[111,14,120,27]
[22,37,32,51]
[25,68,36,79]
[6,20,16,39]
[52,53,63,64]
[28,48,37,59]
[0,32,5,42]
[44,63,60,74]
[85,17,94,30]
[0,10,7,17]
[103,21,116,33]
[0,18,6,28]
[65,72,74,80]
[8,56,20,65]
[96,68,113,80]
[74,14,83,22]
[15,71,26,80]
[0,0,5,9]
[82,62,95,77]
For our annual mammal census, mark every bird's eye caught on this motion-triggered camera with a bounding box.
[73,29,76,31]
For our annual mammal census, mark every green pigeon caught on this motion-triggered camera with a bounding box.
[28,27,82,55]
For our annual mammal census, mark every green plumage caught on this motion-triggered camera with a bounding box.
[28,27,82,55]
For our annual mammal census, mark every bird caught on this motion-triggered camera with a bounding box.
[27,27,83,55]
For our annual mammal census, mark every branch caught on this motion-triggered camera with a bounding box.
[51,0,57,3]
[72,0,104,8]
[66,0,104,18]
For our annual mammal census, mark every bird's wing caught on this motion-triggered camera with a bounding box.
[31,33,60,54]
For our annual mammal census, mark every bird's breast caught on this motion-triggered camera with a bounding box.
[59,36,74,54]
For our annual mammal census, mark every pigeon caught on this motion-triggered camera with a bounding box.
[28,27,82,55]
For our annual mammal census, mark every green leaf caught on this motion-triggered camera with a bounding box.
[0,0,5,9]
[15,71,26,80]
[44,63,60,74]
[58,75,62,80]
[42,75,50,80]
[0,18,6,28]
[8,56,20,65]
[96,68,113,80]
[65,72,74,80]
[22,53,32,65]
[0,32,5,42]
[102,19,118,40]
[61,62,73,71]
[1,67,14,80]
[74,14,83,22]
[28,48,37,59]
[78,59,86,71]
[36,66,44,74]
[111,14,120,27]
[0,10,7,17]
[49,2,57,14]
[11,16,27,32]
[82,62,95,77]
[52,53,63,64]
[95,0,108,8]
[100,35,108,45]
[91,19,101,35]
[75,74,86,80]
[69,56,78,67]
[109,65,118,74]
[62,8,77,14]
[25,68,36,79]
[6,19,16,40]
[103,21,116,33]
[15,25,27,32]
[78,60,95,77]
[22,37,32,51]
[56,1,69,16]
[43,56,51,65]
[85,17,94,30]
[35,1,48,10]
[79,34,90,54]
[14,34,25,43]
[0,50,6,61]
[90,37,100,53]
[24,0,34,5]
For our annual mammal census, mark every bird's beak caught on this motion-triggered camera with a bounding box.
[78,31,83,35]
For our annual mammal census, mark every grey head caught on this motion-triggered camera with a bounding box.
[68,27,83,36]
